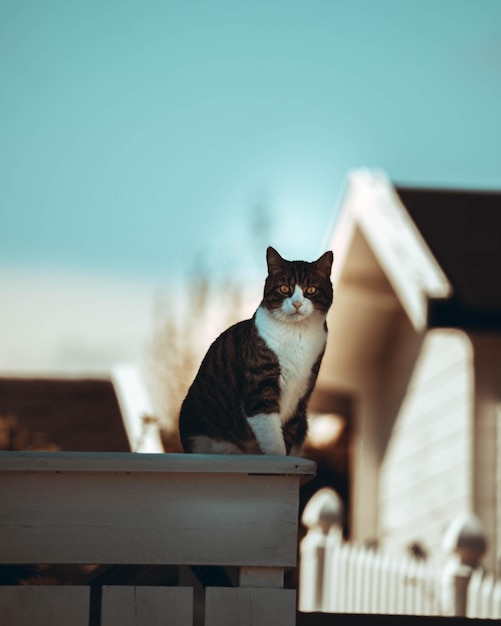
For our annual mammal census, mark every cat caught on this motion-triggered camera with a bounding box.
[179,246,334,456]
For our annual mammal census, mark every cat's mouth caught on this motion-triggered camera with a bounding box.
[285,308,309,321]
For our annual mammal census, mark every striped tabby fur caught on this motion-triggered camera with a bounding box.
[179,246,333,456]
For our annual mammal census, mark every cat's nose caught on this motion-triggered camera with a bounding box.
[292,299,303,310]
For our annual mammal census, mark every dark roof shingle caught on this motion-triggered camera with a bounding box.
[396,187,501,331]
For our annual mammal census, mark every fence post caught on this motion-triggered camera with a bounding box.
[440,511,487,616]
[299,488,344,612]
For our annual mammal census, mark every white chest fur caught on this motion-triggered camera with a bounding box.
[254,305,327,422]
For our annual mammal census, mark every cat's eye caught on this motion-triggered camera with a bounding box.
[279,285,291,295]
[305,286,318,296]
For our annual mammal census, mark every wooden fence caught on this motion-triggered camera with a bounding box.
[0,451,315,626]
[299,488,501,619]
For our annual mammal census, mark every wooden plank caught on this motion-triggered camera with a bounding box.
[205,588,296,626]
[239,567,284,588]
[101,586,192,626]
[0,451,315,480]
[0,586,89,626]
[0,471,301,566]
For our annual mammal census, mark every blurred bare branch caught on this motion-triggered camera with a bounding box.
[147,201,274,452]
[249,193,274,267]
[147,267,244,451]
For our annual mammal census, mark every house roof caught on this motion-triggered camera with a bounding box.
[396,187,501,331]
[316,170,501,402]
[0,378,131,452]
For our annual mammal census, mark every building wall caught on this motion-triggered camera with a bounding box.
[378,329,474,556]
[348,308,423,544]
[470,333,501,574]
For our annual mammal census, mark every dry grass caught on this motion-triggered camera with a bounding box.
[147,272,245,452]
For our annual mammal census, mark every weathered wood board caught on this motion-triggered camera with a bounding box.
[0,452,315,567]
[205,588,296,626]
[101,586,193,626]
[0,586,89,626]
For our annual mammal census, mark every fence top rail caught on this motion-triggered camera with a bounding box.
[0,451,316,480]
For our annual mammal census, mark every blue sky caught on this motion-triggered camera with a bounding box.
[1,0,501,281]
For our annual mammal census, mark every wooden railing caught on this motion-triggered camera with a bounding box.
[0,451,315,626]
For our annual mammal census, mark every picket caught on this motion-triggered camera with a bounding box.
[466,570,484,618]
[492,578,501,618]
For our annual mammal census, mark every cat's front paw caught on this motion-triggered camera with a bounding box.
[247,414,287,455]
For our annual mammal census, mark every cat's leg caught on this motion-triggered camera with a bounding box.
[247,413,287,455]
[244,363,286,454]
[283,411,308,457]
[288,444,303,457]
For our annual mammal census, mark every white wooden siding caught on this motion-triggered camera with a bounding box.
[470,334,501,574]
[379,329,474,553]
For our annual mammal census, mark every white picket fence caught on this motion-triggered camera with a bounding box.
[466,569,501,619]
[299,488,501,619]
[303,541,441,615]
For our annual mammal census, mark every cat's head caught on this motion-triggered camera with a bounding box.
[262,247,333,322]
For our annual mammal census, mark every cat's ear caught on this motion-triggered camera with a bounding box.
[315,251,334,275]
[266,246,286,273]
